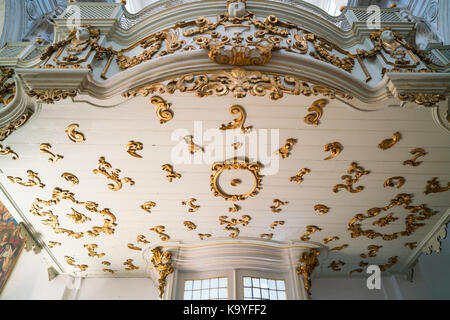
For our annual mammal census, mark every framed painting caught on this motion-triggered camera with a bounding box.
[0,201,25,293]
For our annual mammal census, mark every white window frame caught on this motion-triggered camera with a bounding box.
[236,269,293,300]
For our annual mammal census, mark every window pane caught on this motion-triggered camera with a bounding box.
[261,289,269,299]
[244,287,252,298]
[184,291,193,300]
[260,278,268,289]
[253,287,261,298]
[269,290,277,300]
[202,279,210,289]
[201,289,209,300]
[252,278,260,288]
[210,278,219,288]
[243,277,252,287]
[184,280,193,290]
[193,280,201,290]
[210,288,218,299]
[219,278,227,288]
[219,288,227,299]
[268,279,276,290]
[192,290,201,299]
[276,280,285,290]
[277,291,287,300]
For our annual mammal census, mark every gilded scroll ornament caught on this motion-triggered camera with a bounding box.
[348,194,436,241]
[360,245,383,258]
[150,225,170,241]
[314,204,329,216]
[0,67,15,107]
[103,269,115,274]
[127,243,142,251]
[333,162,370,193]
[184,135,204,154]
[141,201,156,213]
[330,244,348,251]
[39,143,63,163]
[151,247,174,299]
[289,168,310,184]
[27,89,78,104]
[270,221,285,229]
[150,96,173,124]
[296,248,320,298]
[184,221,197,231]
[323,142,342,160]
[404,242,417,250]
[328,260,345,271]
[228,204,240,213]
[67,208,91,224]
[260,233,273,240]
[65,124,85,143]
[219,215,251,238]
[65,256,88,271]
[304,99,329,126]
[384,176,405,189]
[61,172,79,186]
[84,244,105,258]
[48,241,61,248]
[300,225,322,241]
[402,148,426,166]
[8,170,45,188]
[198,233,212,240]
[276,139,297,159]
[124,259,139,271]
[0,109,33,142]
[93,156,135,191]
[126,141,143,158]
[380,256,398,271]
[0,144,19,160]
[424,177,450,194]
[270,199,287,213]
[220,105,252,133]
[162,164,181,182]
[323,236,339,244]
[372,213,398,227]
[137,235,150,244]
[397,93,445,107]
[210,158,263,201]
[182,198,200,213]
[378,132,401,150]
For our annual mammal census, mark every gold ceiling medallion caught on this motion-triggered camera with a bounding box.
[228,204,240,213]
[397,93,445,107]
[198,233,212,240]
[61,172,79,186]
[384,176,405,188]
[304,99,329,126]
[270,220,284,229]
[30,187,117,238]
[289,168,310,184]
[0,109,33,142]
[67,208,91,224]
[220,105,252,134]
[372,213,398,227]
[300,225,322,241]
[404,242,417,250]
[39,143,63,163]
[378,132,401,150]
[126,141,143,158]
[260,233,273,240]
[0,67,15,107]
[323,142,342,160]
[219,215,251,238]
[323,236,339,244]
[276,138,297,159]
[424,177,450,194]
[103,269,115,274]
[150,96,174,124]
[328,260,345,272]
[0,144,19,160]
[333,162,370,193]
[270,199,287,213]
[102,261,111,266]
[150,225,170,241]
[65,256,88,271]
[137,235,150,244]
[181,198,200,213]
[151,247,174,299]
[210,158,263,201]
[84,244,105,258]
[161,164,181,182]
[8,170,45,188]
[184,135,204,154]
[380,256,398,271]
[48,241,61,248]
[141,201,156,213]
[124,259,139,271]
[184,221,197,231]
[127,243,142,251]
[123,68,352,101]
[65,124,85,143]
[330,244,348,251]
[314,204,329,216]
[360,245,382,258]
[402,148,427,166]
[93,156,135,191]
[27,89,78,104]
[348,193,436,241]
[296,248,320,298]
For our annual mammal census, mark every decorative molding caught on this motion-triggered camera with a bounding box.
[65,124,85,143]
[150,225,170,241]
[183,221,197,231]
[65,256,88,271]
[314,204,329,216]
[181,198,200,213]
[84,244,105,258]
[183,135,204,154]
[141,201,156,213]
[384,176,405,189]
[127,243,142,251]
[323,142,342,160]
[0,144,19,160]
[270,199,287,213]
[402,148,427,167]
[289,168,310,184]
[93,156,135,191]
[422,222,448,255]
[61,172,79,186]
[162,164,181,182]
[304,99,328,126]
[126,140,143,158]
[123,258,139,271]
[300,225,322,241]
[149,96,173,124]
[150,247,174,299]
[219,215,251,238]
[296,248,320,298]
[0,109,33,142]
[360,245,383,258]
[8,170,45,188]
[39,143,63,163]
[333,162,369,193]
[378,132,401,150]
[276,139,297,159]
[220,105,252,133]
[424,177,450,194]
[18,222,42,254]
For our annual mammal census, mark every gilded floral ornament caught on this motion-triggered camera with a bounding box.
[378,132,401,150]
[276,139,297,159]
[372,213,398,227]
[126,141,143,158]
[323,142,342,160]
[84,244,105,258]
[228,204,240,213]
[270,220,284,229]
[328,260,345,271]
[402,148,427,167]
[181,198,200,213]
[0,110,33,142]
[67,208,91,224]
[198,233,212,240]
[289,168,310,184]
[314,204,329,216]
[384,176,405,189]
[323,236,339,244]
[296,248,320,298]
[141,201,156,213]
[61,172,79,186]
[270,199,287,213]
[304,99,329,126]
[220,105,252,133]
[150,96,174,124]
[397,93,445,107]
[8,170,45,188]
[127,243,142,251]
[183,135,204,154]
[184,221,197,231]
[0,144,19,160]
[219,215,251,238]
[151,247,174,299]
[360,245,383,258]
[124,259,139,271]
[93,156,135,191]
[0,67,15,107]
[150,225,170,241]
[424,177,450,194]
[161,164,181,182]
[333,162,370,193]
[210,158,263,201]
[65,124,85,143]
[137,235,150,244]
[65,256,88,271]
[300,225,322,241]
[27,89,78,104]
[40,143,63,163]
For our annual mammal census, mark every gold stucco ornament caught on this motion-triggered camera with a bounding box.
[151,247,174,299]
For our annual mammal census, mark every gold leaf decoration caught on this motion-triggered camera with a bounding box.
[150,225,170,241]
[127,243,142,251]
[93,157,135,191]
[397,93,445,107]
[260,233,273,240]
[270,220,285,229]
[372,213,398,227]
[360,245,383,258]
[378,132,401,150]
[323,236,339,244]
[84,244,105,258]
[228,204,240,213]
[39,143,63,163]
[304,98,328,126]
[289,168,310,184]
[65,256,88,271]
[184,135,204,154]
[161,164,181,182]
[0,67,15,107]
[65,124,85,143]
[181,198,200,213]
[300,225,322,241]
[220,105,252,133]
[219,215,251,238]
[8,170,45,188]
[330,244,348,251]
[314,204,329,216]
[198,233,212,240]
[103,269,115,274]
[150,96,173,124]
[384,176,405,188]
[323,142,342,160]
[424,177,450,194]
[141,201,156,213]
[123,259,139,271]
[61,172,79,186]
[137,235,150,244]
[333,162,370,193]
[402,148,426,167]
[270,199,287,213]
[67,208,91,224]
[328,260,345,271]
[184,221,197,231]
[126,141,143,158]
[276,138,297,159]
[28,89,78,104]
[0,144,19,160]
[0,110,33,142]
[48,241,61,248]
[296,248,320,298]
[150,247,174,299]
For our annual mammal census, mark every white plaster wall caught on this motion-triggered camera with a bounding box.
[311,276,388,300]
